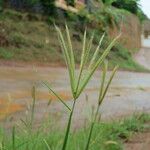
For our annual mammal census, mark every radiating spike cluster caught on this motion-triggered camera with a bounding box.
[55,25,120,100]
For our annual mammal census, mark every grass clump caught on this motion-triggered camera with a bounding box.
[0,48,14,59]
[0,113,150,150]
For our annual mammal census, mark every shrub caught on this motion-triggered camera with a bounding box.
[40,0,56,15]
[65,0,75,6]
[111,0,140,14]
[0,48,13,59]
[0,0,3,11]
[102,0,147,22]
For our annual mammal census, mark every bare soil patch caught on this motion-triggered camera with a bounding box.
[124,125,150,150]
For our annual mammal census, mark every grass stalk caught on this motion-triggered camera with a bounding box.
[30,85,36,129]
[53,25,120,150]
[85,64,118,150]
[42,81,71,111]
[88,33,105,70]
[62,99,76,150]
[12,126,16,150]
[84,32,95,65]
[75,30,87,96]
[84,105,100,150]
[43,139,52,150]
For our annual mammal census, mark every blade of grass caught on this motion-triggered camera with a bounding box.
[0,138,4,150]
[15,140,29,149]
[12,126,15,150]
[80,29,87,68]
[65,25,76,95]
[84,32,95,65]
[55,25,71,68]
[55,25,75,96]
[84,121,95,150]
[30,85,36,129]
[98,61,108,102]
[0,143,2,150]
[88,33,105,70]
[42,81,71,111]
[0,130,4,150]
[99,65,118,105]
[75,30,87,97]
[20,119,29,129]
[43,139,52,150]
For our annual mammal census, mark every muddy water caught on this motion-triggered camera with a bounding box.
[0,63,150,129]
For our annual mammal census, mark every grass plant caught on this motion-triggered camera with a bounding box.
[43,25,119,150]
[0,112,150,150]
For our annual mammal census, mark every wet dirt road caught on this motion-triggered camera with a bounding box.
[0,59,150,130]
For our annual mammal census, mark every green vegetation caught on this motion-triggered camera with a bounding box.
[0,0,3,11]
[0,0,147,71]
[102,0,147,22]
[1,111,150,150]
[40,0,56,14]
[0,48,14,59]
[103,0,140,14]
[0,9,146,71]
[65,0,75,6]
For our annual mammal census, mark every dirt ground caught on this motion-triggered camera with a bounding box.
[124,131,150,150]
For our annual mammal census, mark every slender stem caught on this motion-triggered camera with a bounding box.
[31,86,36,130]
[62,99,76,150]
[85,103,101,150]
[12,126,16,150]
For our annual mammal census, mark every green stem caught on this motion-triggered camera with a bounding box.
[31,86,36,130]
[85,104,100,150]
[12,126,16,150]
[62,99,76,150]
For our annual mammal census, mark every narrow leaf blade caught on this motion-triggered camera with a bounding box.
[42,81,71,111]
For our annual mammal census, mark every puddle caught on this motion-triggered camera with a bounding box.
[0,90,72,120]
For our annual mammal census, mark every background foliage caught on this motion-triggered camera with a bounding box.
[102,0,147,22]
